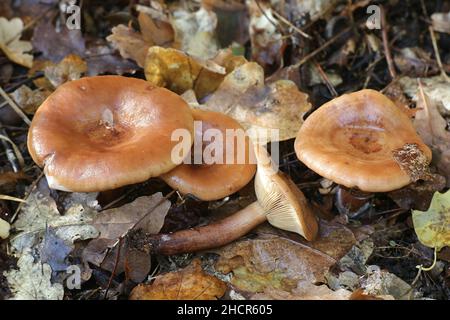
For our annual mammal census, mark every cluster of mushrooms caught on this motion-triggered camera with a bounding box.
[27,76,431,255]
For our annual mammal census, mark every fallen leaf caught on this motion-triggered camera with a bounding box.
[11,186,99,254]
[145,46,245,98]
[399,75,450,112]
[394,47,438,77]
[431,12,450,34]
[32,20,85,62]
[106,24,150,68]
[362,265,414,300]
[413,89,450,186]
[130,259,226,300]
[83,193,170,281]
[0,171,30,193]
[85,41,138,76]
[10,85,49,114]
[215,235,336,293]
[39,227,73,272]
[412,189,450,251]
[171,6,219,58]
[4,249,64,300]
[43,54,87,88]
[251,281,352,300]
[138,12,174,47]
[201,62,311,142]
[247,0,285,70]
[0,17,33,68]
[0,217,10,239]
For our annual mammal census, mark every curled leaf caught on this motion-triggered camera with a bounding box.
[0,17,33,68]
[130,259,226,300]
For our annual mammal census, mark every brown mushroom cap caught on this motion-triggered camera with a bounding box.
[294,89,432,192]
[28,76,194,192]
[160,109,256,201]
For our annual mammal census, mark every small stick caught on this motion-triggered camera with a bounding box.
[0,86,31,126]
[313,60,338,97]
[380,5,397,79]
[292,27,351,68]
[0,127,20,172]
[428,26,449,81]
[271,9,311,39]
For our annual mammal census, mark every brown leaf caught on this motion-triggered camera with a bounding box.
[138,12,174,46]
[215,235,336,293]
[0,17,33,68]
[413,88,450,186]
[106,24,150,68]
[32,20,85,62]
[10,85,50,114]
[247,0,285,70]
[251,282,352,300]
[202,62,311,142]
[129,259,226,300]
[82,193,170,279]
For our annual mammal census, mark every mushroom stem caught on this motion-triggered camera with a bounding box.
[143,202,266,255]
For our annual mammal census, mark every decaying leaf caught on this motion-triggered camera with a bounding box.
[4,249,64,300]
[413,89,450,186]
[0,17,33,68]
[431,12,450,34]
[11,187,99,253]
[251,281,352,300]
[107,24,150,67]
[32,20,85,63]
[171,6,219,58]
[145,46,245,98]
[247,0,285,69]
[412,189,450,251]
[82,193,170,281]
[130,259,226,300]
[362,265,413,300]
[215,235,336,293]
[39,227,73,272]
[0,217,10,239]
[200,62,311,142]
[11,85,49,114]
[399,75,450,112]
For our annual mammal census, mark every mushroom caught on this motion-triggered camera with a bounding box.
[0,217,10,239]
[160,109,256,201]
[28,76,195,192]
[140,145,319,255]
[294,89,432,211]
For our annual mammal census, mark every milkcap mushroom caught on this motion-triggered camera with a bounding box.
[160,109,256,201]
[141,145,319,255]
[28,76,194,192]
[295,89,432,193]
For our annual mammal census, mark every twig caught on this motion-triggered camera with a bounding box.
[292,27,351,68]
[0,127,22,172]
[313,60,338,97]
[271,9,311,39]
[0,86,31,126]
[103,237,123,300]
[380,5,397,79]
[428,26,449,81]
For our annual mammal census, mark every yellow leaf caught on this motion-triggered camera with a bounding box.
[0,17,33,68]
[412,189,450,250]
[129,259,226,300]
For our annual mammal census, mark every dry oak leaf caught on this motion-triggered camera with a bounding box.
[11,85,49,114]
[200,62,311,142]
[413,89,450,186]
[0,17,33,68]
[145,46,245,99]
[107,24,150,68]
[215,235,336,293]
[129,259,226,300]
[412,189,450,251]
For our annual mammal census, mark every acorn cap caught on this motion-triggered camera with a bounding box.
[160,109,256,201]
[28,76,194,192]
[254,145,318,241]
[295,89,432,192]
